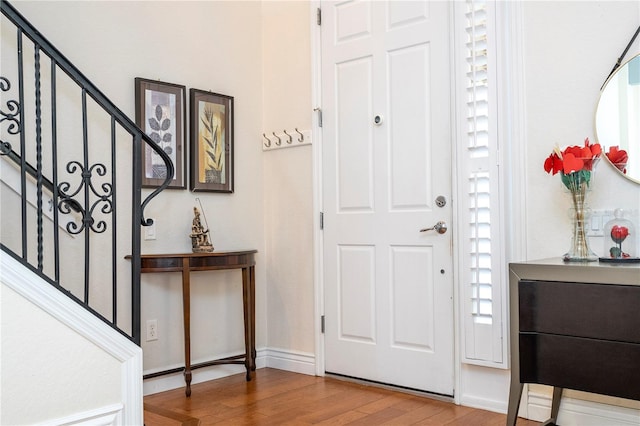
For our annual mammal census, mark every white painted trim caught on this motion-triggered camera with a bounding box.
[449,0,462,406]
[40,403,123,426]
[459,394,508,415]
[0,252,143,425]
[527,391,640,426]
[264,347,316,376]
[497,0,528,268]
[310,0,325,379]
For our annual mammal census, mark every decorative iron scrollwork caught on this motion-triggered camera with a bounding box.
[58,161,113,235]
[0,76,20,155]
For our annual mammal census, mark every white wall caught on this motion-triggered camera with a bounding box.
[1,286,121,424]
[523,1,640,261]
[7,0,267,393]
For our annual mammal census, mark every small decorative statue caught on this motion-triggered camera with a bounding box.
[190,206,214,253]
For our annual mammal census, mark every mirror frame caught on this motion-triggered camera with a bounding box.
[595,52,640,185]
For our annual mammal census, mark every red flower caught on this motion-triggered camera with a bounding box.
[544,152,563,175]
[610,225,629,244]
[585,137,601,156]
[543,138,602,176]
[562,152,584,174]
[605,146,628,174]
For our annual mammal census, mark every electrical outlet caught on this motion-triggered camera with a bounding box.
[146,319,158,341]
[144,223,156,240]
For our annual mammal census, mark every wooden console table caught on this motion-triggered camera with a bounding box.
[507,259,640,425]
[128,250,257,396]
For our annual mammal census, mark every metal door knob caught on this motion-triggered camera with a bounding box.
[420,221,447,234]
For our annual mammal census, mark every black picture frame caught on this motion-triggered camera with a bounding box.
[189,89,234,193]
[135,78,186,189]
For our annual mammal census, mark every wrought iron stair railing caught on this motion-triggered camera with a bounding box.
[0,0,174,345]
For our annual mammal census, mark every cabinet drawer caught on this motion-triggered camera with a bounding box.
[519,280,640,343]
[520,333,640,400]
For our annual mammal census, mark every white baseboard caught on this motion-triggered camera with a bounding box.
[527,390,640,425]
[143,347,316,396]
[459,394,508,414]
[263,347,316,376]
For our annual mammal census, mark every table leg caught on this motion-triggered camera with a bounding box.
[249,265,256,371]
[181,258,192,397]
[242,267,253,381]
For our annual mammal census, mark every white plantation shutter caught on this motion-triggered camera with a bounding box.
[456,0,507,367]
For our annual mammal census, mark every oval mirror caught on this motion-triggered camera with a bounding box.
[595,53,640,184]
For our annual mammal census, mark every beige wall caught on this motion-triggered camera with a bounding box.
[2,1,639,421]
[261,1,315,355]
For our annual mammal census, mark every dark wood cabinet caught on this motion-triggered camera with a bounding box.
[507,259,640,425]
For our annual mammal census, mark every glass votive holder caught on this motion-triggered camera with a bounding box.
[601,209,638,262]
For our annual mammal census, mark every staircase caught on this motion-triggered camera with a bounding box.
[1,2,173,423]
[0,0,173,344]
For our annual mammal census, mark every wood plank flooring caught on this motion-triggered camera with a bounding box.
[144,368,539,425]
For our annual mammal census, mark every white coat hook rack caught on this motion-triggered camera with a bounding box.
[262,128,312,151]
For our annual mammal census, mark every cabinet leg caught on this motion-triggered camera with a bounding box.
[550,387,563,423]
[506,382,524,426]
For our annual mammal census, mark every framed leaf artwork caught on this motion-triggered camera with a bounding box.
[134,78,186,189]
[189,89,234,193]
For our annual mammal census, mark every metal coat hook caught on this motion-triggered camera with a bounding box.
[295,128,304,143]
[263,133,271,148]
[272,132,281,146]
[283,129,293,144]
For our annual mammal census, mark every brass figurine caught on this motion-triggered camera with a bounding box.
[190,207,213,252]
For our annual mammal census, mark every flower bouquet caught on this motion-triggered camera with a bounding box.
[544,138,602,261]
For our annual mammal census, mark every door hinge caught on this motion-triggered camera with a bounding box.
[321,315,325,333]
[317,8,321,26]
[314,107,322,127]
[320,211,324,230]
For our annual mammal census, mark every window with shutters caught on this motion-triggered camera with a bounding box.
[455,0,508,367]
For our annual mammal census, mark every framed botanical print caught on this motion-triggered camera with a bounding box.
[135,78,186,189]
[189,89,234,193]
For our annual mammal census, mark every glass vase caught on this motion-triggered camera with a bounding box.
[561,169,597,262]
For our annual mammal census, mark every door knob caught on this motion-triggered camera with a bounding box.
[420,221,447,234]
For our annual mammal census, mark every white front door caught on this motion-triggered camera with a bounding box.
[321,0,454,395]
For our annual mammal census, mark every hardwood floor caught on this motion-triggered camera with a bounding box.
[143,368,539,425]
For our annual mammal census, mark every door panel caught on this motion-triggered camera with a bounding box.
[336,57,374,212]
[390,246,435,350]
[338,244,376,342]
[322,0,453,395]
[388,43,431,210]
